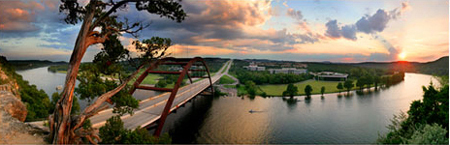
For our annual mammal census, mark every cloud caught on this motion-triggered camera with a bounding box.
[341,25,357,40]
[0,1,44,32]
[325,2,410,41]
[287,8,303,20]
[120,0,319,52]
[325,20,341,38]
[356,9,390,34]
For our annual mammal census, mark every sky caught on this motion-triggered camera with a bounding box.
[0,0,448,63]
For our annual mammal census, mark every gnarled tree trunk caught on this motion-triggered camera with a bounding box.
[50,5,95,144]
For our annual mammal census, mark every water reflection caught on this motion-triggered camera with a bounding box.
[282,97,298,110]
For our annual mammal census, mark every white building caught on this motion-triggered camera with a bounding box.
[243,62,266,71]
[268,68,307,74]
[315,71,348,81]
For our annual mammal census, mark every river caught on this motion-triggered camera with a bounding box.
[17,67,439,143]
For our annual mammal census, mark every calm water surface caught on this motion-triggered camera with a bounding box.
[17,68,439,143]
[158,73,439,144]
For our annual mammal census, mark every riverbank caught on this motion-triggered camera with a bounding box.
[223,79,384,97]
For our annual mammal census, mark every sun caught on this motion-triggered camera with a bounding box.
[398,52,407,60]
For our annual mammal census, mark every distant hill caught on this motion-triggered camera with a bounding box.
[233,56,449,76]
[7,60,67,70]
[354,56,449,76]
[416,56,449,76]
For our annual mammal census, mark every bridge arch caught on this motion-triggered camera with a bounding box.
[129,57,214,136]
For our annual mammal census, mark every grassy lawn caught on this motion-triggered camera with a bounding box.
[128,69,162,85]
[219,75,235,84]
[259,80,354,96]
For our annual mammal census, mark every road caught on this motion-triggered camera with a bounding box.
[88,60,233,129]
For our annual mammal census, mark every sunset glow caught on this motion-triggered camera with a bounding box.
[398,52,407,60]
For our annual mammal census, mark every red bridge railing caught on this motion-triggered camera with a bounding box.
[129,57,214,136]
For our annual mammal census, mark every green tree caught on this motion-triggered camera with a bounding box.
[336,82,343,93]
[304,85,313,99]
[377,83,449,144]
[344,80,354,93]
[356,78,364,90]
[155,80,167,88]
[282,83,298,98]
[373,75,381,90]
[99,116,171,144]
[245,81,257,97]
[364,74,373,90]
[407,124,448,144]
[321,86,325,96]
[51,0,186,143]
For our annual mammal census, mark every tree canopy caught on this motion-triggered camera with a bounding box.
[377,84,449,144]
[304,85,313,99]
[283,83,298,97]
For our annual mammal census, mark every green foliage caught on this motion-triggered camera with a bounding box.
[356,79,364,90]
[282,83,298,97]
[407,124,448,144]
[50,92,80,115]
[336,82,343,93]
[155,80,167,88]
[245,81,257,97]
[20,84,51,121]
[48,64,69,73]
[320,86,325,96]
[0,56,52,121]
[373,75,381,90]
[7,60,66,71]
[230,60,312,85]
[377,83,449,144]
[219,75,235,84]
[75,35,140,116]
[99,116,171,144]
[261,92,267,97]
[343,80,354,93]
[134,37,171,60]
[235,70,312,85]
[304,85,313,98]
[406,84,449,130]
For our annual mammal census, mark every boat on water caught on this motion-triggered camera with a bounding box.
[56,85,63,90]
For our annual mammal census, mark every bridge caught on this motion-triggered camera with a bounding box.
[85,57,232,136]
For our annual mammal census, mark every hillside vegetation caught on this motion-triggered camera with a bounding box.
[0,56,51,121]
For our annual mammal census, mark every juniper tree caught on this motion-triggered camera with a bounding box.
[50,0,186,144]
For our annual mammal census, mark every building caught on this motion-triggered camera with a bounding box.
[243,62,266,71]
[268,68,307,75]
[315,72,348,81]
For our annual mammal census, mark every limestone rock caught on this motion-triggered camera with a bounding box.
[0,91,27,122]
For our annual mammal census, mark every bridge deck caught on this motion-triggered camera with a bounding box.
[90,60,232,129]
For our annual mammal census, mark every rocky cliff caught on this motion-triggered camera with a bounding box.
[0,64,46,144]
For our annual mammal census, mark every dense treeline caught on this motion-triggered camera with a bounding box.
[0,56,52,121]
[230,59,312,85]
[378,81,449,144]
[236,71,312,85]
[8,60,67,70]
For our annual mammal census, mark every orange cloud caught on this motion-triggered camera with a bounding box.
[0,1,48,32]
[169,44,237,57]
